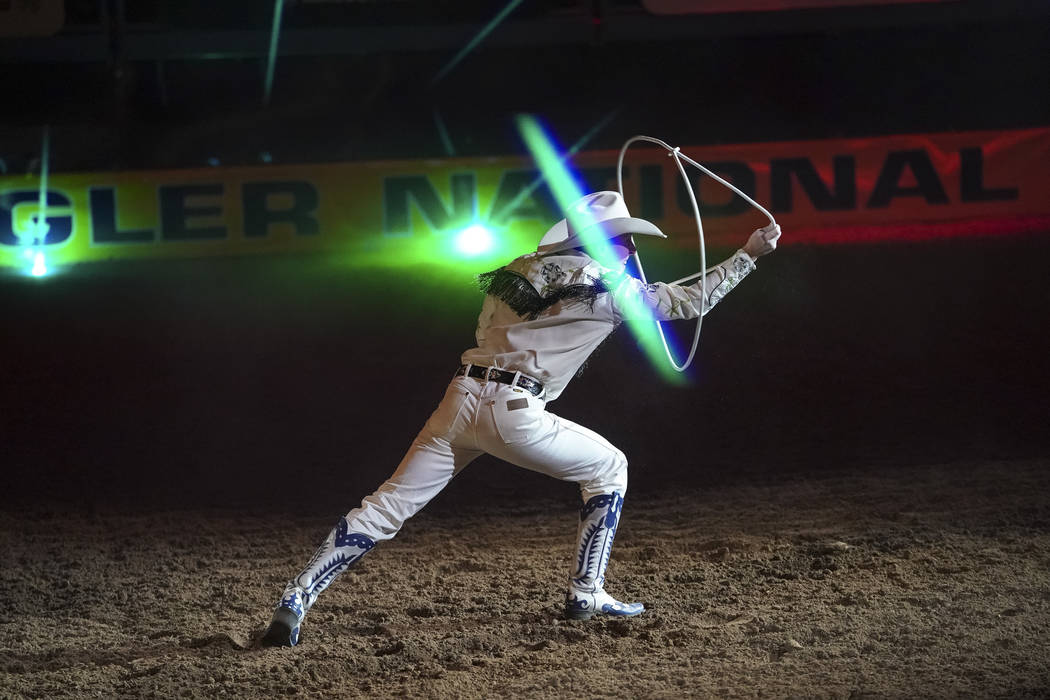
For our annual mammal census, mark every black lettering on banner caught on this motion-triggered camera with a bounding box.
[676,161,755,218]
[579,167,618,194]
[959,147,1019,202]
[160,184,226,240]
[771,156,856,212]
[488,170,559,225]
[867,150,949,208]
[242,181,319,238]
[89,187,153,243]
[383,173,476,235]
[639,165,663,221]
[0,190,73,246]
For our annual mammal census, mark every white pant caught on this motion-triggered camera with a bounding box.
[344,374,629,542]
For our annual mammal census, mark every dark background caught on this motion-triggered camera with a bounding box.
[1,0,1048,512]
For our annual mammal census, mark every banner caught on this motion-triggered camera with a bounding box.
[2,127,1047,273]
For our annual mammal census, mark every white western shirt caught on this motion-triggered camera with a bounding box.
[460,249,756,402]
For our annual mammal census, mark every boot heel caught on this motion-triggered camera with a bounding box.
[262,607,301,647]
[565,607,595,621]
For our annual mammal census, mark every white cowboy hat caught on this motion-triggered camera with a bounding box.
[537,191,666,254]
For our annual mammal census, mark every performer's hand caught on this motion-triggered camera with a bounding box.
[743,223,781,260]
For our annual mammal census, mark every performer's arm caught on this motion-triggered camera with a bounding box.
[611,223,780,321]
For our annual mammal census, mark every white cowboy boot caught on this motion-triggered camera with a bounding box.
[565,492,644,620]
[262,518,375,647]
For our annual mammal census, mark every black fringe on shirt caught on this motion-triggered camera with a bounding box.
[477,268,612,321]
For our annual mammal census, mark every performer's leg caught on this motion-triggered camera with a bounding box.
[342,434,482,542]
[476,386,627,496]
[564,491,643,619]
[476,385,642,619]
[263,380,482,647]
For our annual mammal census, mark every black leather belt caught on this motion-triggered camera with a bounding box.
[456,364,544,397]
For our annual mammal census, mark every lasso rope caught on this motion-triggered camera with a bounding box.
[616,135,777,372]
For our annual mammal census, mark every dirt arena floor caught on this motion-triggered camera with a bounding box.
[2,458,1047,699]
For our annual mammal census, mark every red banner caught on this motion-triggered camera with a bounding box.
[601,127,1050,247]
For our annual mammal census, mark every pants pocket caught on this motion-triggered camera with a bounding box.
[488,391,541,445]
[423,381,470,439]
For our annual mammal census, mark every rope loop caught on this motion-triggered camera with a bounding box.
[616,135,777,373]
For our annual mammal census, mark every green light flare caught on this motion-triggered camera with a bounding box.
[36,127,49,245]
[30,250,48,277]
[331,220,523,285]
[491,107,620,225]
[433,110,456,157]
[514,115,616,265]
[22,125,53,278]
[515,115,685,385]
[263,0,286,106]
[430,0,525,86]
[454,223,495,257]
